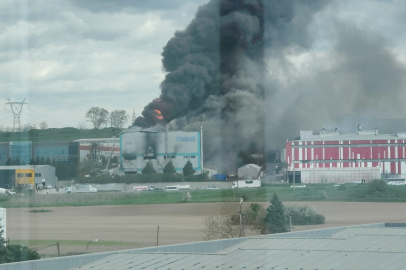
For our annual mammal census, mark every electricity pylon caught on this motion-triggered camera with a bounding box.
[4,98,29,132]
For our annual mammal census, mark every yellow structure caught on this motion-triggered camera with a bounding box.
[15,169,34,187]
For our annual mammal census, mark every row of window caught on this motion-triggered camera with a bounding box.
[17,173,32,177]
[183,156,196,159]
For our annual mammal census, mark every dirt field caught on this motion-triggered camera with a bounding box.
[7,201,406,256]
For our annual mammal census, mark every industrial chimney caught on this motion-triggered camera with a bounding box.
[358,124,361,131]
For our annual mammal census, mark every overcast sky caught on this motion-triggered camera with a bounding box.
[1,0,406,134]
[0,0,208,130]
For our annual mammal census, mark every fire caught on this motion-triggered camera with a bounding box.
[154,110,164,120]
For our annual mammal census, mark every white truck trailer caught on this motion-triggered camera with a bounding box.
[133,185,155,191]
[232,180,261,189]
[69,184,97,193]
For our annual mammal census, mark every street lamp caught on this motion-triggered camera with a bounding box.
[85,239,98,253]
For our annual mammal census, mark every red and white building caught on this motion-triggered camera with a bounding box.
[74,138,120,162]
[285,127,406,183]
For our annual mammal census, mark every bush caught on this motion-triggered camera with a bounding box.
[367,179,387,194]
[284,205,325,225]
[337,184,347,191]
[6,245,40,262]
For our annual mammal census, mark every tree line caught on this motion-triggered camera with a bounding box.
[85,107,128,129]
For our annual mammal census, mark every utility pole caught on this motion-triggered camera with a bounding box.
[292,142,295,192]
[156,225,160,246]
[4,98,29,132]
[239,198,244,237]
[57,242,60,257]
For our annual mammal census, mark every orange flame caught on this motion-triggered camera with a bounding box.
[154,110,164,120]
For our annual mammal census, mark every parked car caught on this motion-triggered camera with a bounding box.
[46,185,53,189]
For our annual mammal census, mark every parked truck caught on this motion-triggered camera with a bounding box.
[69,184,97,193]
[133,185,155,192]
[232,180,261,189]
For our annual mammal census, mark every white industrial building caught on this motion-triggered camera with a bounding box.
[120,130,202,174]
[237,164,262,179]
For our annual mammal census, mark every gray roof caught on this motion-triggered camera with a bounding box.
[70,224,406,270]
[297,130,406,142]
[0,165,51,170]
[3,223,406,270]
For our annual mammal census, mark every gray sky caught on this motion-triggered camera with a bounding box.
[1,0,406,138]
[0,0,208,129]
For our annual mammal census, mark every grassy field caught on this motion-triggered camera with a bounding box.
[1,184,406,208]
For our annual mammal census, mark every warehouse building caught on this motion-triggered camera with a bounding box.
[120,130,202,174]
[237,164,262,179]
[0,141,80,166]
[286,126,406,183]
[0,165,56,189]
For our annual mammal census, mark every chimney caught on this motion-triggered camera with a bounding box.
[358,124,361,131]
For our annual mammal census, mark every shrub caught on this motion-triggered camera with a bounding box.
[284,205,325,225]
[337,184,347,191]
[367,179,387,194]
[183,161,195,176]
[265,194,287,233]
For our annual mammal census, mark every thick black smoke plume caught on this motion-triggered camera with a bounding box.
[133,0,327,172]
[135,0,406,172]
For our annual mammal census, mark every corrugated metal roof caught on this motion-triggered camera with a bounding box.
[296,132,405,142]
[70,226,406,270]
[0,165,51,170]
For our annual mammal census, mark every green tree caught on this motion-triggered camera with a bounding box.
[163,160,176,174]
[183,160,195,176]
[35,157,41,165]
[0,223,40,263]
[142,161,156,174]
[5,158,11,166]
[40,157,46,165]
[29,158,36,165]
[45,157,51,165]
[265,194,287,234]
[85,107,109,129]
[109,110,128,128]
[15,158,20,166]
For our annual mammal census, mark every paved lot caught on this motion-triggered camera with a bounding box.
[6,201,406,255]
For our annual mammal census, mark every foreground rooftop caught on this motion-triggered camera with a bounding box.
[2,223,406,270]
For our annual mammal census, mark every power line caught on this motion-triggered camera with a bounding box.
[22,112,66,128]
[28,108,68,127]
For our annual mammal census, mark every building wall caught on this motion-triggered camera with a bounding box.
[286,139,406,175]
[120,131,201,174]
[9,141,32,165]
[35,166,57,186]
[300,167,381,184]
[33,142,80,164]
[0,143,9,166]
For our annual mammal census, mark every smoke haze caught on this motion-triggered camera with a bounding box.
[133,0,406,172]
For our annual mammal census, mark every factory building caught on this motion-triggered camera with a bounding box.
[120,130,202,174]
[286,126,406,183]
[0,141,80,166]
[73,138,120,162]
